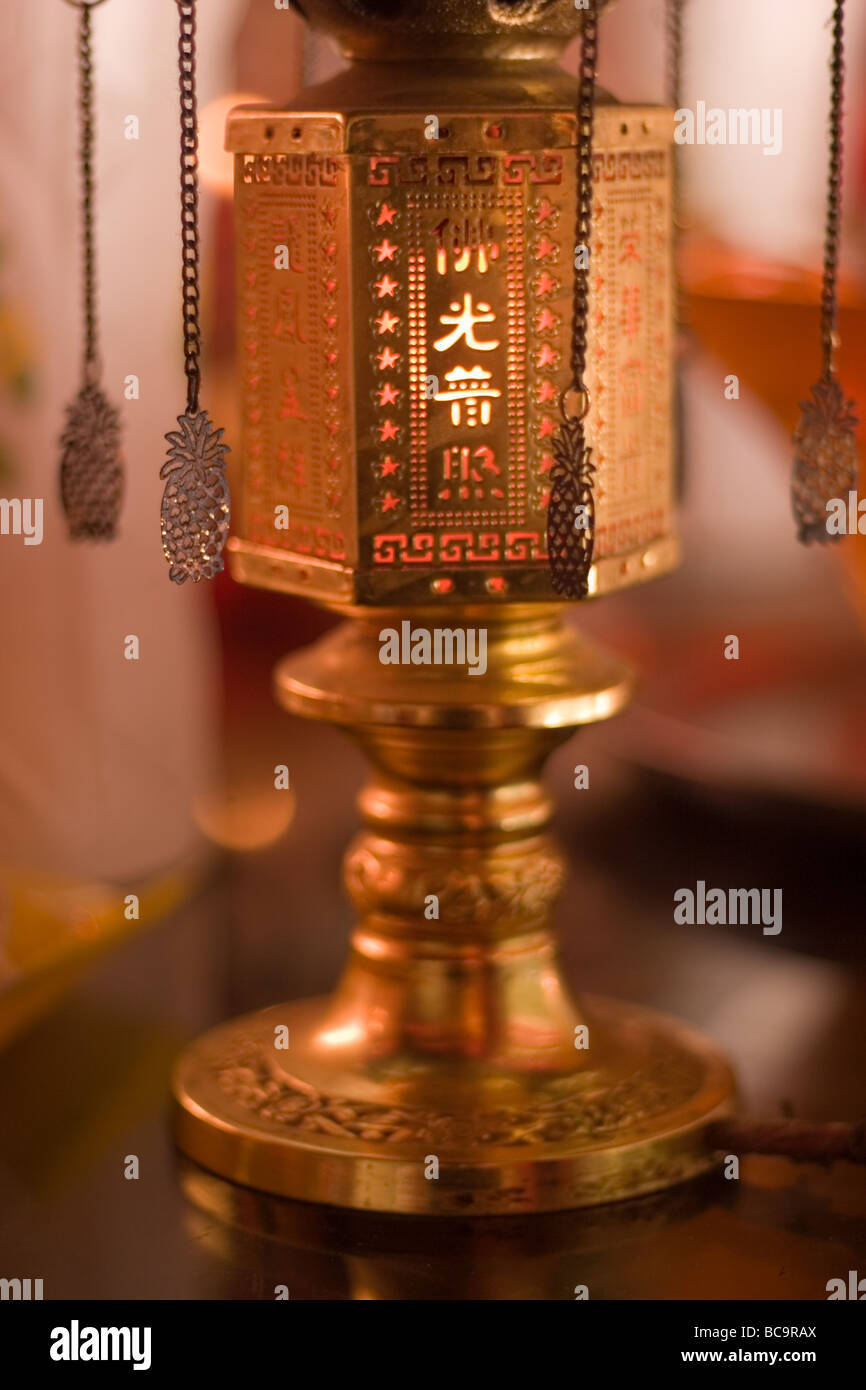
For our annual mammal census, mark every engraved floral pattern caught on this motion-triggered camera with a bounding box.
[213,1034,703,1148]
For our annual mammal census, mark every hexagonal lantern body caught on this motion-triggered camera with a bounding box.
[227,59,676,607]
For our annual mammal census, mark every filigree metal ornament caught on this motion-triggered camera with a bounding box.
[792,376,858,544]
[161,0,230,584]
[792,0,859,546]
[547,0,597,599]
[161,410,230,582]
[60,382,123,540]
[59,0,123,542]
[547,411,595,596]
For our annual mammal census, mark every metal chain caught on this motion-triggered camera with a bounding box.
[77,2,99,383]
[177,1,201,414]
[567,3,598,404]
[821,0,844,378]
[666,0,683,116]
[546,1,599,599]
[666,0,691,505]
[667,0,685,326]
[790,0,857,545]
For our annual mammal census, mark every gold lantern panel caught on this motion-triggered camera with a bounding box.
[227,95,676,606]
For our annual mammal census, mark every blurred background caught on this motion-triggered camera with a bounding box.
[0,0,864,1299]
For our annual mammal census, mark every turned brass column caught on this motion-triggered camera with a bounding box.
[175,612,734,1214]
[173,0,736,1215]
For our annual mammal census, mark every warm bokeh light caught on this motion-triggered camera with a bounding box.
[193,783,295,852]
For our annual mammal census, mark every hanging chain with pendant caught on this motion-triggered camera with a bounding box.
[792,0,858,544]
[160,0,231,584]
[547,0,598,599]
[59,0,123,542]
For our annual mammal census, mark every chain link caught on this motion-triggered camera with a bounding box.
[666,0,683,116]
[821,0,844,377]
[667,0,685,328]
[177,1,201,414]
[566,3,598,402]
[77,2,99,382]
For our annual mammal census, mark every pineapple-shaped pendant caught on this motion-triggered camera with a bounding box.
[791,2,860,546]
[547,416,596,599]
[60,382,124,540]
[160,409,230,583]
[791,375,858,544]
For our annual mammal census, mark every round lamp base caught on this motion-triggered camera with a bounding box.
[173,994,735,1216]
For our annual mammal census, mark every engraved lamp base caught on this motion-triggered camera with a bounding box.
[173,609,736,1214]
[175,996,733,1215]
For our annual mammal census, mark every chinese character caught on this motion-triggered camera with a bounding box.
[433,293,499,353]
[272,287,307,344]
[278,366,307,421]
[620,286,641,343]
[433,365,501,427]
[432,217,500,276]
[620,356,645,416]
[618,215,642,264]
[438,444,503,502]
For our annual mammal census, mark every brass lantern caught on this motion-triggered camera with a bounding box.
[227,15,677,605]
[174,0,735,1217]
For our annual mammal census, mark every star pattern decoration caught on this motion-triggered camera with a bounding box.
[371,209,407,525]
[533,198,557,226]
